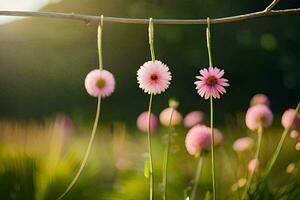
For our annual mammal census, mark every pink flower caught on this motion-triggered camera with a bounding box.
[137,60,172,95]
[85,69,115,97]
[195,67,229,99]
[245,104,273,131]
[159,107,182,126]
[185,125,223,156]
[248,159,259,172]
[250,94,270,107]
[232,137,254,152]
[281,109,300,129]
[183,111,205,128]
[290,130,299,139]
[295,142,300,151]
[136,111,158,132]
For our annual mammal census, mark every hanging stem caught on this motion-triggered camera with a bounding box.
[263,101,300,177]
[147,18,156,200]
[57,16,105,200]
[206,17,216,200]
[190,153,205,200]
[242,125,263,200]
[98,15,104,70]
[147,93,154,200]
[162,108,175,200]
[57,97,102,200]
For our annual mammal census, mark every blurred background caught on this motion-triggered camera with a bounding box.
[0,0,299,123]
[0,1,300,200]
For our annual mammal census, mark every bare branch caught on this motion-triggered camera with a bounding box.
[0,7,299,25]
[265,0,280,12]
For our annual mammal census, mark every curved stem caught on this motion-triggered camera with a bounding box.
[191,154,204,200]
[263,101,300,178]
[57,96,101,200]
[242,126,263,200]
[147,94,154,200]
[162,108,175,200]
[210,96,216,200]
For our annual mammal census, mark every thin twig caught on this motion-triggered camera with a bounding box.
[265,0,280,12]
[0,7,299,25]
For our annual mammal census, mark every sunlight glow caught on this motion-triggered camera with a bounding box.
[0,0,61,25]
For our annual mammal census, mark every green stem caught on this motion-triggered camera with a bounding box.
[147,94,154,200]
[242,125,263,200]
[149,18,155,62]
[210,96,216,200]
[162,108,175,200]
[263,101,300,178]
[206,17,213,67]
[57,97,101,200]
[191,154,204,200]
[98,15,104,70]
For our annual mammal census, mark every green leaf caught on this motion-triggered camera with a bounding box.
[204,191,212,200]
[144,159,150,179]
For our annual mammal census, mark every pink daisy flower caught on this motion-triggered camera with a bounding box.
[185,125,223,156]
[245,104,273,131]
[232,137,254,152]
[250,93,271,107]
[159,107,182,126]
[137,60,172,95]
[290,130,299,139]
[136,111,158,132]
[183,111,205,128]
[281,109,300,129]
[85,69,115,97]
[195,67,229,99]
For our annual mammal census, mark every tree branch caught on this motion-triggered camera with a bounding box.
[265,0,280,12]
[0,7,299,25]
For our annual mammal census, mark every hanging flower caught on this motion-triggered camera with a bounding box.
[137,60,172,95]
[245,104,273,131]
[185,125,223,156]
[195,67,229,99]
[136,111,159,132]
[85,69,115,97]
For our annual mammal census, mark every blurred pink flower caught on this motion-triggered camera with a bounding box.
[250,94,270,107]
[281,109,300,129]
[232,137,254,152]
[137,60,171,95]
[136,111,158,132]
[290,130,299,139]
[248,159,259,172]
[85,69,115,97]
[185,125,223,156]
[245,104,273,131]
[159,107,182,126]
[183,111,205,128]
[195,67,229,99]
[295,142,300,151]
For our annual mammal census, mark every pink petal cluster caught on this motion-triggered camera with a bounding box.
[245,104,273,131]
[232,137,254,152]
[185,125,223,156]
[136,111,158,132]
[137,60,172,95]
[85,69,115,97]
[195,67,229,99]
[159,107,182,126]
[281,109,300,129]
[290,130,299,139]
[183,111,205,128]
[250,94,270,107]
